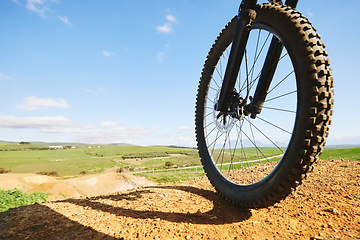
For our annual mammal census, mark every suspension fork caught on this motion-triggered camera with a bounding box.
[215,0,258,112]
[215,0,298,118]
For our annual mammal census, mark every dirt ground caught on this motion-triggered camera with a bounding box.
[0,169,155,201]
[1,159,359,239]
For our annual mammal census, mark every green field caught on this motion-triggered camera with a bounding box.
[320,147,360,161]
[0,146,115,176]
[0,142,359,180]
[0,189,48,212]
[135,170,206,183]
[0,143,200,177]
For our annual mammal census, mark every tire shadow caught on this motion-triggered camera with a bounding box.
[64,185,252,225]
[0,185,252,239]
[0,203,118,240]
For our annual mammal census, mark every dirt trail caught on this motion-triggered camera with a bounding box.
[1,159,359,239]
[0,170,155,201]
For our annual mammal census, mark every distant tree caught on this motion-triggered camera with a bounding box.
[79,171,88,175]
[165,161,173,168]
[0,168,11,174]
[19,141,30,145]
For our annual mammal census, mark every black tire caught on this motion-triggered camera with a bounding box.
[195,3,333,208]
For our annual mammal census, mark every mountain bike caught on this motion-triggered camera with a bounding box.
[195,0,333,208]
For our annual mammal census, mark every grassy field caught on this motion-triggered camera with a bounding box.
[0,142,359,179]
[320,147,360,161]
[0,142,48,151]
[0,189,48,212]
[0,143,201,177]
[0,147,117,177]
[135,169,207,183]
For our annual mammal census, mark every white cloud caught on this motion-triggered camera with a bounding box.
[102,50,115,57]
[59,16,71,25]
[82,87,105,95]
[157,52,165,62]
[0,115,72,128]
[25,0,49,17]
[176,126,193,131]
[12,0,59,17]
[156,14,178,34]
[0,73,11,80]
[17,96,70,110]
[40,124,151,145]
[99,121,118,128]
[157,22,173,34]
[166,14,177,23]
[0,115,197,146]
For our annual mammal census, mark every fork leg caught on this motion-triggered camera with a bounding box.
[245,0,299,118]
[215,0,258,112]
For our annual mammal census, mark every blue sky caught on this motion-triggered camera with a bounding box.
[0,0,359,146]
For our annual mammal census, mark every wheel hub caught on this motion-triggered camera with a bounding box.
[213,90,246,132]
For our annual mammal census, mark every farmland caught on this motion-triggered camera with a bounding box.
[0,142,359,181]
[0,143,200,178]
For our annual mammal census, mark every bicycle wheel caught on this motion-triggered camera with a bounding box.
[195,3,333,208]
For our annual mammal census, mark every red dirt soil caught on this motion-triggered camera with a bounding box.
[1,159,359,239]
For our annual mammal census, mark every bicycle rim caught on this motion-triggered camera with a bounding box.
[202,24,297,187]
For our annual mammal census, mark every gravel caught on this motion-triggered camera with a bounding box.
[1,159,359,239]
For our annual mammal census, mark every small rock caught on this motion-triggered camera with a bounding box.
[310,236,324,240]
[195,209,202,216]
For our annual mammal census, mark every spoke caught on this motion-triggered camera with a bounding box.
[225,122,241,178]
[239,127,274,164]
[216,145,225,169]
[235,121,251,183]
[216,130,231,168]
[248,70,261,92]
[204,119,215,130]
[204,124,217,140]
[240,32,271,93]
[238,128,269,183]
[229,121,242,177]
[244,117,284,153]
[245,49,250,99]
[240,63,262,94]
[215,65,223,80]
[211,130,221,157]
[219,54,223,79]
[207,97,216,105]
[211,76,221,90]
[267,70,295,95]
[252,29,261,83]
[209,85,219,93]
[265,90,297,103]
[278,52,289,62]
[205,111,212,118]
[225,131,233,177]
[206,106,215,112]
[225,46,231,60]
[262,106,296,114]
[253,32,271,66]
[209,127,224,147]
[247,116,265,179]
[241,52,288,94]
[257,116,292,135]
